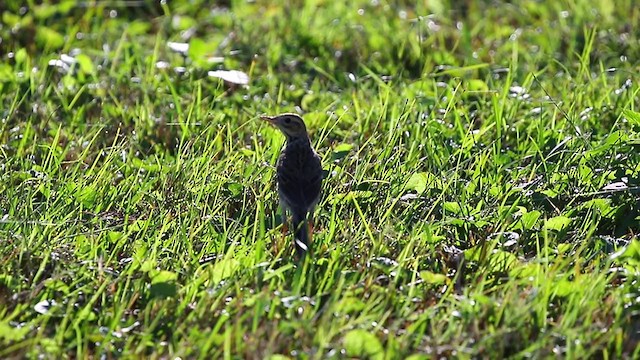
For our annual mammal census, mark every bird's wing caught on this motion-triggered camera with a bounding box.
[277,152,322,211]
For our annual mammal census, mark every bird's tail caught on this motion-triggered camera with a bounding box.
[292,214,310,257]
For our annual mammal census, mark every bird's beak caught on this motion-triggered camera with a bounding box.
[260,115,274,123]
[261,115,278,128]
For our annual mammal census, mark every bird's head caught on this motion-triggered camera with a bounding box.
[261,113,308,139]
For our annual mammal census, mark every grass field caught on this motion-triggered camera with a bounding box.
[1,0,639,358]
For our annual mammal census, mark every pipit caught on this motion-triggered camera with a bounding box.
[261,113,323,257]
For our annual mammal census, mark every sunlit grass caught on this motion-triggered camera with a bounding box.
[0,0,639,358]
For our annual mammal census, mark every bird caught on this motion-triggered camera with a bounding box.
[261,113,323,257]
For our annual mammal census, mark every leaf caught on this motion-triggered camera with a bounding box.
[402,80,436,100]
[406,355,430,360]
[488,249,519,271]
[557,243,572,254]
[419,270,449,285]
[140,259,155,273]
[211,258,240,283]
[107,231,124,243]
[603,130,626,147]
[343,330,384,360]
[511,262,544,279]
[67,181,97,207]
[405,172,429,193]
[623,109,640,127]
[151,270,178,284]
[37,183,51,199]
[128,20,151,35]
[172,15,197,31]
[519,210,541,230]
[331,143,353,160]
[554,279,579,297]
[467,79,489,92]
[150,282,177,298]
[442,201,461,214]
[334,297,366,313]
[0,320,31,342]
[541,188,559,198]
[464,246,519,272]
[59,0,75,13]
[2,11,31,27]
[0,64,14,82]
[33,4,58,19]
[544,216,572,231]
[262,263,295,282]
[128,219,147,232]
[150,270,178,298]
[581,198,614,217]
[188,38,207,59]
[266,356,291,360]
[75,53,94,74]
[36,26,65,49]
[225,182,243,196]
[44,279,70,294]
[15,48,28,64]
[132,157,161,172]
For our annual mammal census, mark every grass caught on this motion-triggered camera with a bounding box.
[1,0,639,358]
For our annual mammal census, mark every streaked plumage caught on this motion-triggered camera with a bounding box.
[262,113,323,257]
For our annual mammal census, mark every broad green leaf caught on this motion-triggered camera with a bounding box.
[344,330,384,360]
[603,130,626,146]
[332,143,353,160]
[151,270,178,284]
[557,243,572,254]
[36,26,65,49]
[554,279,579,297]
[581,198,614,217]
[419,270,449,285]
[406,355,430,360]
[266,356,291,360]
[211,258,240,283]
[128,20,151,35]
[0,320,31,342]
[334,297,366,313]
[132,157,161,172]
[15,48,28,64]
[75,54,94,74]
[150,282,177,298]
[405,172,440,193]
[519,210,541,230]
[226,182,243,196]
[67,181,97,207]
[150,270,178,298]
[623,109,640,127]
[44,279,70,294]
[107,231,124,243]
[140,259,155,273]
[188,38,208,60]
[443,201,461,214]
[467,79,489,92]
[33,4,58,19]
[544,216,572,231]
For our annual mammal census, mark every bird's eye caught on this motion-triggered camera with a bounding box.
[284,117,291,124]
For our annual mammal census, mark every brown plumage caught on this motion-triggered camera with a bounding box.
[262,113,323,257]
